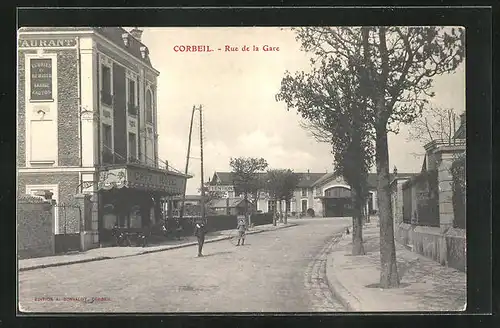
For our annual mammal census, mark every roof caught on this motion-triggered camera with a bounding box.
[18,26,155,69]
[208,198,253,208]
[211,171,418,190]
[95,27,153,67]
[313,171,418,189]
[295,173,327,188]
[211,171,325,188]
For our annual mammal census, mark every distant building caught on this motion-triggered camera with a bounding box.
[207,198,255,216]
[208,170,417,217]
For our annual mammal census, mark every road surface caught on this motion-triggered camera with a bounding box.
[19,217,350,313]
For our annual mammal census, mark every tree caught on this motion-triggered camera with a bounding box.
[265,169,300,225]
[276,45,373,255]
[229,157,269,223]
[408,106,461,146]
[278,26,465,288]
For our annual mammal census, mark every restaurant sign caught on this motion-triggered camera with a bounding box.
[98,166,187,195]
[19,38,77,48]
[30,58,53,100]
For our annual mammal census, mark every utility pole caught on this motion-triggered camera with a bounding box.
[179,106,197,219]
[199,105,206,222]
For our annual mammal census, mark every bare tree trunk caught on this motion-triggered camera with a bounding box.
[272,198,277,226]
[376,125,400,288]
[352,190,366,256]
[284,199,288,225]
[244,192,249,225]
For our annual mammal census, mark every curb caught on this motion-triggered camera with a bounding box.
[19,223,298,272]
[323,224,364,312]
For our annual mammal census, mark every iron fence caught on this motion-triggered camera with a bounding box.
[53,203,82,253]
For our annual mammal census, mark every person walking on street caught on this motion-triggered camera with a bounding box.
[236,217,247,246]
[194,219,207,257]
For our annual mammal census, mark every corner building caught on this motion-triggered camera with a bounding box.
[17,27,190,247]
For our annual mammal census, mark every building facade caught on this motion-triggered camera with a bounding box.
[207,170,417,218]
[17,27,190,248]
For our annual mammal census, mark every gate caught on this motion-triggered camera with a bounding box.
[54,204,82,254]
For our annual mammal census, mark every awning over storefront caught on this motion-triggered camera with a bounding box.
[97,164,191,195]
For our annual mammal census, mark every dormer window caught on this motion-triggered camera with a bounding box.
[140,46,149,59]
[122,33,130,47]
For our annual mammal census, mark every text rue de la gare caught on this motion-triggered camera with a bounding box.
[173,45,279,52]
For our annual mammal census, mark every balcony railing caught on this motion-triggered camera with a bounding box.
[100,150,178,175]
[101,91,113,106]
[128,103,138,116]
[128,156,140,164]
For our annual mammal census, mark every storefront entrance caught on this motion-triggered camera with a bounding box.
[96,164,190,244]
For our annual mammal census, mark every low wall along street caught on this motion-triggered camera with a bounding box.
[17,195,55,259]
[395,222,466,272]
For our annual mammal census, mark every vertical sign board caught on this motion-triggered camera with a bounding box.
[30,58,53,101]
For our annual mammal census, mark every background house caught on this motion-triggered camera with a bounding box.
[207,198,256,216]
[208,170,416,218]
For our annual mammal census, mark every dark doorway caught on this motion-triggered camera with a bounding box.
[323,186,352,217]
[301,200,307,214]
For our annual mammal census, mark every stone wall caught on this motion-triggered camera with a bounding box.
[17,195,55,259]
[395,223,465,272]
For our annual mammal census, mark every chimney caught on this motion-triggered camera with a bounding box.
[130,27,143,42]
[460,112,466,126]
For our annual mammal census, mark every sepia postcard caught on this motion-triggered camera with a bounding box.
[17,25,466,313]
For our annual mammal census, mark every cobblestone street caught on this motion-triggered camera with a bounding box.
[19,218,350,313]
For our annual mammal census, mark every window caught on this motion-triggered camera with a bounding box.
[102,123,113,164]
[103,124,112,150]
[301,200,308,214]
[146,89,153,123]
[128,132,137,161]
[301,188,307,197]
[101,65,112,106]
[268,200,276,213]
[128,79,137,115]
[286,200,291,212]
[30,58,53,101]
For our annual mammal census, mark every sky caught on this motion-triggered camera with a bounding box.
[137,27,465,195]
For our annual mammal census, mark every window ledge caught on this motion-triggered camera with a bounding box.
[29,160,56,166]
[29,99,54,103]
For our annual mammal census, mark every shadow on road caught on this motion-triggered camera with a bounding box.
[200,251,234,258]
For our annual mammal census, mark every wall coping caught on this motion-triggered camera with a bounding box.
[413,225,443,236]
[424,139,466,153]
[397,222,413,231]
[444,227,466,238]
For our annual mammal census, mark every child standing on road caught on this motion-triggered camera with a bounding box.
[194,219,207,257]
[236,218,247,246]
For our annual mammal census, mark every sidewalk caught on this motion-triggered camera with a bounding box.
[326,219,466,312]
[19,222,298,272]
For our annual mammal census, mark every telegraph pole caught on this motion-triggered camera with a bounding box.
[179,106,197,219]
[199,105,206,222]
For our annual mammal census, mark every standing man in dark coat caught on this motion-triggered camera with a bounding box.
[194,219,207,257]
